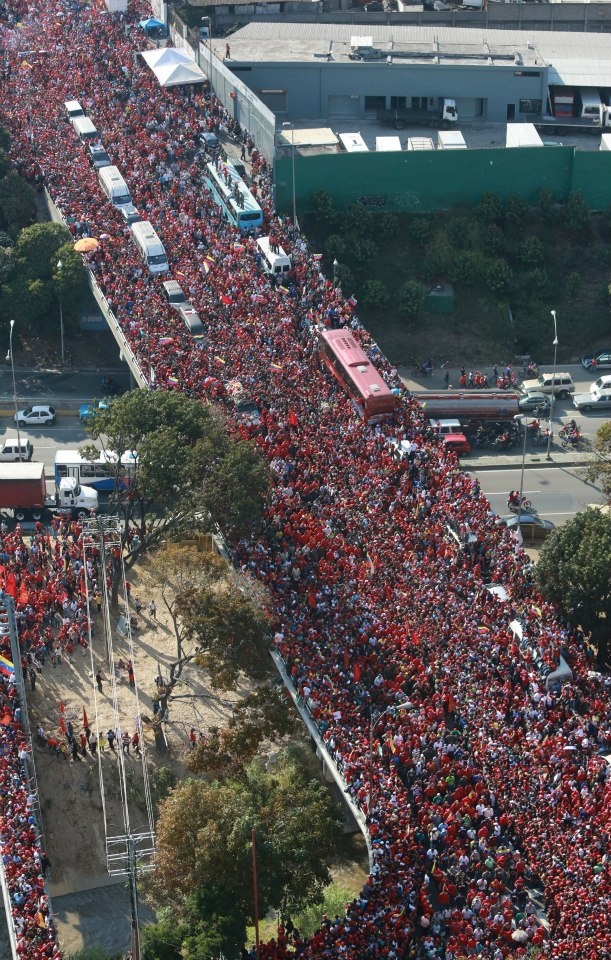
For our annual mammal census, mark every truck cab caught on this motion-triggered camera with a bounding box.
[53,477,98,517]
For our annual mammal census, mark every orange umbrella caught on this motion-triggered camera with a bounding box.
[74,237,99,252]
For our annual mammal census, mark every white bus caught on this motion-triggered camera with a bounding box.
[54,450,137,492]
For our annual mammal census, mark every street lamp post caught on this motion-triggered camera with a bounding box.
[333,258,339,287]
[282,121,297,230]
[546,309,559,462]
[368,700,413,816]
[56,259,65,366]
[514,413,528,531]
[7,321,22,462]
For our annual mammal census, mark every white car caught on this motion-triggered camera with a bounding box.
[15,404,56,426]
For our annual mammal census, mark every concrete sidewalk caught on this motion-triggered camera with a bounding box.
[461,450,592,471]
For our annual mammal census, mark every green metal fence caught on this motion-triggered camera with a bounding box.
[276,145,611,215]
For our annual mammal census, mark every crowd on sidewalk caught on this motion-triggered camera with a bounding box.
[0,1,610,959]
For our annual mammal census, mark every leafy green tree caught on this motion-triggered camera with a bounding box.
[187,686,296,777]
[343,203,374,238]
[16,221,70,280]
[203,438,271,538]
[516,235,545,266]
[536,508,611,668]
[450,250,487,287]
[295,882,354,937]
[377,212,399,240]
[82,390,270,566]
[312,191,337,226]
[421,235,454,282]
[141,908,187,960]
[477,192,503,224]
[325,233,346,262]
[178,582,271,689]
[406,215,434,247]
[506,195,529,226]
[481,224,505,256]
[586,421,611,502]
[151,752,341,923]
[345,236,379,270]
[562,191,589,234]
[360,279,388,309]
[0,171,36,232]
[53,243,88,320]
[398,279,425,319]
[485,258,512,293]
[565,270,582,300]
[536,188,558,225]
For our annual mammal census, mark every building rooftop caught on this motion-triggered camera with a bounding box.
[227,22,611,83]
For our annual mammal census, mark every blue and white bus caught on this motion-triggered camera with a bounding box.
[54,450,137,493]
[205,160,263,233]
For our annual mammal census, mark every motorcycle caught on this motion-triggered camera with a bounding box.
[100,377,123,396]
[559,423,580,440]
[561,433,582,449]
[507,494,532,511]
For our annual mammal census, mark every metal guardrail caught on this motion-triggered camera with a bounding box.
[42,188,147,389]
[270,649,373,868]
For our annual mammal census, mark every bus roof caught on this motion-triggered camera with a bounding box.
[55,449,137,465]
[321,328,393,403]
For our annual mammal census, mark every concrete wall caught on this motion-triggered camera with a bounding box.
[218,3,611,32]
[168,22,277,162]
[232,58,548,122]
[275,143,611,213]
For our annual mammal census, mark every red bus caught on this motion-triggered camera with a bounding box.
[318,328,397,422]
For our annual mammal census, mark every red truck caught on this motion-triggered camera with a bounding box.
[0,463,98,522]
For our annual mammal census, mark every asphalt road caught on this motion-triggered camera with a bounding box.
[0,421,91,476]
[467,464,605,527]
[0,365,132,402]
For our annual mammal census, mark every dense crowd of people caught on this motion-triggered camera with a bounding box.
[0,0,610,958]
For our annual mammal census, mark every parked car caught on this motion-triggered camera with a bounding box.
[119,203,141,226]
[581,350,611,372]
[573,389,611,413]
[443,433,471,456]
[198,131,219,151]
[88,143,111,169]
[518,391,550,414]
[521,372,574,400]
[14,404,56,426]
[79,400,109,420]
[502,514,555,542]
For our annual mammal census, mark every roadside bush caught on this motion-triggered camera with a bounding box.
[476,192,503,224]
[506,195,529,226]
[562,191,589,234]
[361,279,389,309]
[421,235,454,282]
[485,258,512,293]
[536,189,558,225]
[398,279,425,319]
[516,235,545,266]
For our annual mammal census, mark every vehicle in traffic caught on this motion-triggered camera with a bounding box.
[88,143,111,169]
[0,439,34,462]
[377,98,457,131]
[429,418,462,436]
[518,392,550,414]
[100,376,124,396]
[521,372,575,399]
[317,328,397,422]
[205,161,263,233]
[502,514,556,542]
[592,375,611,392]
[161,280,205,341]
[573,385,611,413]
[14,405,56,426]
[119,204,141,226]
[79,400,109,420]
[0,462,98,522]
[131,220,169,275]
[199,131,219,151]
[413,390,519,421]
[55,449,136,493]
[443,433,471,456]
[582,350,611,371]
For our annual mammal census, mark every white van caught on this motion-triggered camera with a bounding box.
[64,99,84,121]
[429,418,462,436]
[256,237,292,277]
[131,221,169,274]
[72,116,99,141]
[98,166,132,207]
[0,439,34,462]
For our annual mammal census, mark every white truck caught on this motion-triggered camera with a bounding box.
[0,463,98,523]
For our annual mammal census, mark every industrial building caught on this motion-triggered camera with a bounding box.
[225,22,611,123]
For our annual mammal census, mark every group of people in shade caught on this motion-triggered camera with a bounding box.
[0,0,610,959]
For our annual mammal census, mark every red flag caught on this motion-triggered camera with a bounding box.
[354,663,361,682]
[59,716,66,735]
[288,410,298,427]
[59,702,65,714]
[83,707,89,729]
[221,294,232,305]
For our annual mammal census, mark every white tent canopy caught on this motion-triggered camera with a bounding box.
[139,47,207,87]
[140,47,192,69]
[153,62,207,87]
